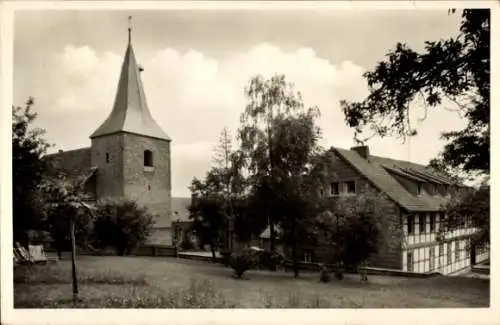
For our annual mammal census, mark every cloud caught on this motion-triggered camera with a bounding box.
[48,45,121,113]
[30,42,464,197]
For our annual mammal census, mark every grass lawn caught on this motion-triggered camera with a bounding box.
[14,255,490,308]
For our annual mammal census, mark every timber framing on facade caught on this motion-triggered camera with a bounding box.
[317,145,488,275]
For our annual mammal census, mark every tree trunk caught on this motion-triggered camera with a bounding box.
[269,218,277,271]
[270,221,276,251]
[291,217,299,278]
[210,238,217,263]
[70,218,79,301]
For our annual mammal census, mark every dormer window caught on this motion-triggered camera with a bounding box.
[144,150,153,167]
[417,183,422,195]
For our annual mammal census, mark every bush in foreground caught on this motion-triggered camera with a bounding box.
[229,249,257,278]
[92,198,154,255]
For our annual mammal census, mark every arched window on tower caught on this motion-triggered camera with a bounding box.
[144,150,153,167]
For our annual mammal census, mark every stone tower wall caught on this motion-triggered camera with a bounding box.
[122,133,172,233]
[91,134,125,198]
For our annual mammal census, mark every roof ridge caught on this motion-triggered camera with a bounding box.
[44,146,92,157]
[369,154,429,169]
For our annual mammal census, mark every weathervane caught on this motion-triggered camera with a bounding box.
[128,16,132,43]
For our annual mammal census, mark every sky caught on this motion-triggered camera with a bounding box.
[13,9,468,197]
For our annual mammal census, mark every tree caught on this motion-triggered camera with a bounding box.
[39,185,94,260]
[12,98,51,245]
[442,185,490,249]
[239,74,313,259]
[340,9,490,178]
[38,176,96,301]
[212,127,237,251]
[231,193,267,244]
[269,111,322,277]
[188,170,227,262]
[92,198,154,256]
[314,189,395,282]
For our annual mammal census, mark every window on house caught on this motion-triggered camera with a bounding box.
[439,211,446,231]
[419,213,426,234]
[439,243,444,256]
[304,250,313,263]
[105,152,110,163]
[144,150,153,167]
[429,247,435,271]
[346,181,356,194]
[455,241,460,261]
[447,243,452,265]
[417,183,422,195]
[330,182,339,196]
[407,251,414,272]
[407,215,414,235]
[430,214,435,233]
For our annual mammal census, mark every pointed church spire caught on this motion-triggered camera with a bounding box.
[90,17,170,141]
[128,16,132,44]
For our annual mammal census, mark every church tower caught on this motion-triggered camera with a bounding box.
[89,20,172,244]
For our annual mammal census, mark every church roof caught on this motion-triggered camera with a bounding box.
[43,148,97,197]
[44,147,92,181]
[90,32,171,141]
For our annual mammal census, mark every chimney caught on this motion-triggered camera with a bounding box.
[351,145,370,159]
[58,149,64,154]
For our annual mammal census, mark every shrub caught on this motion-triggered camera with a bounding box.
[219,248,232,267]
[180,236,195,250]
[229,249,258,278]
[256,249,286,270]
[92,198,154,255]
[319,264,330,283]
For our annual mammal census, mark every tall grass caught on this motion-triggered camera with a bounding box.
[15,278,234,308]
[14,264,148,285]
[14,264,333,308]
[14,260,489,308]
[15,265,234,308]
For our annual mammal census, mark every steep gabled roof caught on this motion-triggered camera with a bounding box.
[260,224,281,239]
[44,147,92,181]
[171,197,191,222]
[332,147,460,212]
[154,197,191,228]
[43,147,97,196]
[90,33,170,141]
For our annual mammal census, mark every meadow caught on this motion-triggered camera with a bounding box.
[14,255,489,308]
